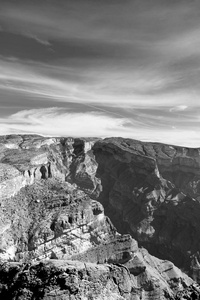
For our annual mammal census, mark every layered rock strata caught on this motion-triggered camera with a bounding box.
[0,176,194,299]
[1,134,200,298]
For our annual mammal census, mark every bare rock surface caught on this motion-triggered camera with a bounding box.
[92,138,200,281]
[1,134,200,299]
[0,259,195,300]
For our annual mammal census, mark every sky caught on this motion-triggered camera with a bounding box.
[0,0,200,146]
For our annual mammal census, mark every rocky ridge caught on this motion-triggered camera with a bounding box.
[0,134,200,299]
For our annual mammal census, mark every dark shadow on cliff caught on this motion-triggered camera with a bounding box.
[92,139,200,280]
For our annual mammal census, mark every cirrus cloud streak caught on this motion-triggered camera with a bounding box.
[1,0,200,146]
[0,107,200,147]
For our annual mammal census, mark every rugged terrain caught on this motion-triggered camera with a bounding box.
[1,134,200,299]
[93,138,200,280]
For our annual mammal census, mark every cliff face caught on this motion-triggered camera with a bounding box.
[0,177,192,299]
[92,138,200,280]
[0,134,200,299]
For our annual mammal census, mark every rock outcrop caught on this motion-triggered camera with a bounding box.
[1,134,200,299]
[0,176,194,299]
[0,258,195,300]
[0,260,134,300]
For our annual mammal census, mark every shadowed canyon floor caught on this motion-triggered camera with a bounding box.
[1,134,200,299]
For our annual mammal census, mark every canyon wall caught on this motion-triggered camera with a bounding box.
[1,134,200,299]
[92,138,200,280]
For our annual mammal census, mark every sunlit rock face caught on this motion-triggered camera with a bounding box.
[156,147,200,201]
[0,179,193,300]
[1,134,200,299]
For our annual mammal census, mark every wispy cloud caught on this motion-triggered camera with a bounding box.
[170,106,188,112]
[0,107,200,147]
[25,35,52,46]
[0,57,197,109]
[1,0,200,146]
[0,107,132,137]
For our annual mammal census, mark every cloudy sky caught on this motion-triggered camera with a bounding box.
[0,0,200,146]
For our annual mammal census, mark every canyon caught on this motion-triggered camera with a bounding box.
[1,134,200,299]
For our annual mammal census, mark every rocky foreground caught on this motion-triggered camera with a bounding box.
[1,134,200,299]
